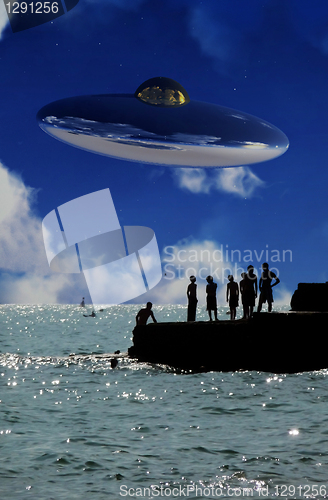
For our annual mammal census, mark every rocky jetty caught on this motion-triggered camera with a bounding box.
[129,300,328,373]
[128,283,328,373]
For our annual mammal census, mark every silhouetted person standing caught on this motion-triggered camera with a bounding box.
[257,262,280,313]
[226,275,239,320]
[187,275,198,321]
[136,302,157,325]
[206,275,218,321]
[239,273,248,319]
[246,265,258,317]
[240,265,258,319]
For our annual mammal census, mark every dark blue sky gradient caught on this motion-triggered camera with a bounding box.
[1,0,328,304]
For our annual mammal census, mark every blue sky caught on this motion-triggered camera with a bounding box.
[0,0,328,305]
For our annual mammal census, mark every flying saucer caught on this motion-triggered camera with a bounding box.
[37,77,289,167]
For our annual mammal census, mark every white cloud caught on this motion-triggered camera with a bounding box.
[0,161,88,303]
[1,273,73,304]
[0,161,283,305]
[273,286,292,307]
[0,165,32,223]
[150,239,234,305]
[172,166,265,197]
[147,238,292,308]
[0,162,49,274]
[215,166,265,197]
[172,168,210,194]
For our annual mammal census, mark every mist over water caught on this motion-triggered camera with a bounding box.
[1,304,327,499]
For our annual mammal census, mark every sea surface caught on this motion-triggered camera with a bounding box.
[1,304,328,500]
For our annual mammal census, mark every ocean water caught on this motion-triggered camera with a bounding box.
[1,304,328,500]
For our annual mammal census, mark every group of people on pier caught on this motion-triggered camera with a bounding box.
[187,262,280,322]
[135,262,280,326]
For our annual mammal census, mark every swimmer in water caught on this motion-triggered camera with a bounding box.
[83,310,96,317]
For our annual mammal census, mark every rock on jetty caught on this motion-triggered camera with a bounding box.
[290,282,328,312]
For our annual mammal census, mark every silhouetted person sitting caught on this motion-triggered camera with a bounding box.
[187,275,198,321]
[136,302,157,325]
[226,275,239,320]
[257,262,280,313]
[206,275,218,321]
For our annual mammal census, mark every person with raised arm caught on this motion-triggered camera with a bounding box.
[257,262,280,313]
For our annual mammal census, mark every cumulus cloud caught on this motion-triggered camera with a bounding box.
[172,166,265,197]
[172,168,210,194]
[273,286,292,307]
[146,238,292,307]
[150,238,235,305]
[215,167,265,197]
[0,273,74,304]
[0,163,48,274]
[0,161,285,305]
[0,161,88,303]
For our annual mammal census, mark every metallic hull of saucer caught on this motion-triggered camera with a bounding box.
[37,95,289,167]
